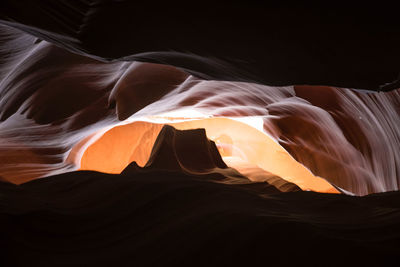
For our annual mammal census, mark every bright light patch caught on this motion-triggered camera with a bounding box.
[230,116,265,133]
[135,108,211,124]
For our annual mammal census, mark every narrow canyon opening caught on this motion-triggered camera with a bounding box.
[74,114,339,194]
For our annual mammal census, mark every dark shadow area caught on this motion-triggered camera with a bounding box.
[1,1,400,90]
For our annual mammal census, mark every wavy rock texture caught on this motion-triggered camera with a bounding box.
[0,24,399,195]
[1,3,400,266]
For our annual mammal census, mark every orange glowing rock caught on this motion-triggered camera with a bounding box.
[80,117,339,193]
